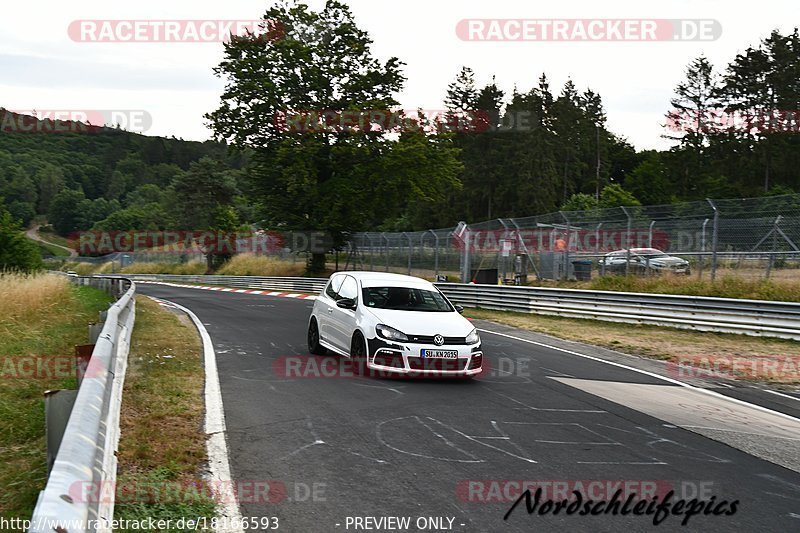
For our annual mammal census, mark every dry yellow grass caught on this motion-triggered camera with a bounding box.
[216,254,306,276]
[466,308,800,384]
[0,273,71,324]
[120,261,207,275]
[59,261,104,275]
[536,272,800,302]
[0,277,110,520]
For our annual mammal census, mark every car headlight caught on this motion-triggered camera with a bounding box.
[465,328,480,345]
[376,324,408,342]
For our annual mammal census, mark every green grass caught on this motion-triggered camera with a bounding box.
[29,238,70,258]
[36,228,72,249]
[0,279,111,523]
[114,297,216,530]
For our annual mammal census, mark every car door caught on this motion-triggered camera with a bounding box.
[318,274,344,345]
[328,275,359,352]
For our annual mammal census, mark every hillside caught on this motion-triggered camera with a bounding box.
[0,108,241,232]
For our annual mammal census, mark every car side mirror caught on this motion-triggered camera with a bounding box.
[336,298,357,310]
[455,305,464,314]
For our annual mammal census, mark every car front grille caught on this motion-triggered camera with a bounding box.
[407,357,467,371]
[407,334,466,345]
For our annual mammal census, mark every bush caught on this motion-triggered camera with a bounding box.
[0,207,42,272]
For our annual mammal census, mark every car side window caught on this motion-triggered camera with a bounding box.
[338,276,358,303]
[325,275,344,300]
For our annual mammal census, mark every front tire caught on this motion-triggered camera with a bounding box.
[350,333,367,375]
[307,318,327,355]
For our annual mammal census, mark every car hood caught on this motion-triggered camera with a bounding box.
[363,308,474,336]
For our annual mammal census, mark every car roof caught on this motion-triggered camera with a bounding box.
[606,248,664,255]
[331,271,435,288]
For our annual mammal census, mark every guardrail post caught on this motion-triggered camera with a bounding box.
[766,215,782,279]
[44,390,78,474]
[511,218,540,281]
[368,234,375,271]
[595,222,603,254]
[382,232,389,272]
[620,207,632,276]
[426,230,440,278]
[707,199,719,282]
[559,212,571,280]
[402,232,412,275]
[699,218,709,279]
[461,227,472,283]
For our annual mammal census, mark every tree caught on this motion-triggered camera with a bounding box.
[561,193,599,212]
[445,67,478,111]
[207,0,460,272]
[48,189,86,235]
[664,56,722,197]
[598,184,640,209]
[170,157,241,270]
[171,157,239,230]
[624,151,673,205]
[0,203,42,272]
[723,29,800,192]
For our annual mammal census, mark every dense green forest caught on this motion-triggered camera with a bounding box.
[0,111,251,235]
[0,1,797,253]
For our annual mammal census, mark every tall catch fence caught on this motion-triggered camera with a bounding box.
[345,193,800,283]
[53,193,800,284]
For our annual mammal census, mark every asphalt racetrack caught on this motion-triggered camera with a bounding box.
[138,283,800,533]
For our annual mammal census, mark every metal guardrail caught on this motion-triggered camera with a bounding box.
[121,273,328,294]
[30,276,136,533]
[434,283,800,340]
[126,273,800,341]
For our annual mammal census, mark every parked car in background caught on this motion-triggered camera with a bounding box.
[599,248,691,275]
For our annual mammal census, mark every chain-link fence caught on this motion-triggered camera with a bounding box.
[344,193,800,283]
[53,193,800,283]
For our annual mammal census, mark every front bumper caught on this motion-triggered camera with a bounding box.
[366,337,483,376]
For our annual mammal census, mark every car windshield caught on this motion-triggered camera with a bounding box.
[362,286,453,312]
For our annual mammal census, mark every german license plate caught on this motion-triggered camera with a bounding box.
[421,349,458,359]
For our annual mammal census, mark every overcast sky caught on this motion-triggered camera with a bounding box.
[1,1,796,149]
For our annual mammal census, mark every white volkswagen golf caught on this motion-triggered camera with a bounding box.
[307,272,483,377]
